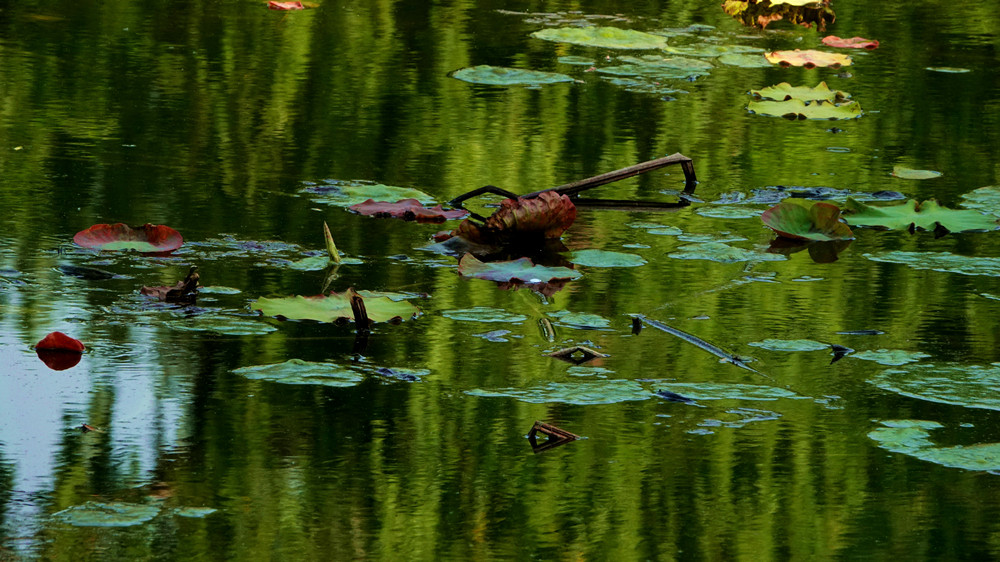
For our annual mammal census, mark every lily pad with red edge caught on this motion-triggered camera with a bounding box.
[765,49,851,68]
[458,253,582,284]
[35,331,85,352]
[450,191,577,245]
[843,198,999,233]
[822,36,879,49]
[267,1,306,9]
[348,199,469,222]
[761,201,855,241]
[251,290,421,323]
[74,223,183,253]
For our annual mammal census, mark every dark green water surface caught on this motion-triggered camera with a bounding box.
[2,0,1000,559]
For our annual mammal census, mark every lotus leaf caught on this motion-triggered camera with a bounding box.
[959,186,1000,216]
[234,359,363,387]
[173,507,218,518]
[301,180,436,207]
[717,53,772,68]
[843,198,998,232]
[822,35,879,49]
[457,254,582,283]
[450,191,576,245]
[450,65,575,86]
[568,249,647,267]
[852,349,930,366]
[765,49,851,68]
[865,251,1000,276]
[251,290,420,323]
[166,314,278,336]
[678,233,746,243]
[467,380,651,405]
[751,82,849,102]
[748,99,862,120]
[441,307,527,323]
[668,242,786,263]
[761,201,855,241]
[869,363,1000,410]
[53,502,160,527]
[891,165,942,180]
[596,65,706,81]
[617,54,714,71]
[870,420,1000,471]
[748,339,829,352]
[557,56,597,65]
[74,223,183,253]
[530,27,668,50]
[599,76,690,95]
[349,198,469,222]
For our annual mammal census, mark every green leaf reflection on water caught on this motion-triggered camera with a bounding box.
[233,359,364,388]
[53,502,161,527]
[869,420,1000,471]
[869,363,1000,410]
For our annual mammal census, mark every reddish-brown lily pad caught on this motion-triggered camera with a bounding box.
[348,199,470,223]
[761,200,855,241]
[822,36,879,49]
[268,1,305,9]
[765,49,851,68]
[35,331,85,352]
[74,223,183,253]
[450,191,577,245]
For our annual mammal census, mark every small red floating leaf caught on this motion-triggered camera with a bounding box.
[36,350,82,371]
[268,1,305,9]
[822,36,879,50]
[74,223,183,253]
[35,331,85,352]
[348,199,470,223]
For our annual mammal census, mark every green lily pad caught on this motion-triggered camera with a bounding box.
[558,56,597,65]
[301,180,436,207]
[677,233,747,243]
[852,349,930,366]
[618,54,714,72]
[865,251,1000,276]
[599,76,690,95]
[653,382,804,401]
[668,242,786,263]
[568,249,647,267]
[441,307,528,323]
[751,82,849,103]
[649,227,684,235]
[54,502,160,527]
[199,286,242,295]
[664,43,764,57]
[597,64,706,81]
[696,206,763,219]
[717,53,772,67]
[173,507,218,518]
[761,201,855,241]
[748,339,829,352]
[450,65,575,86]
[457,254,582,283]
[234,359,364,387]
[892,165,942,180]
[959,186,1000,216]
[843,198,998,232]
[251,290,421,323]
[548,310,612,329]
[467,380,651,405]
[870,420,1000,471]
[530,27,669,50]
[166,314,278,336]
[869,363,1000,410]
[748,99,862,120]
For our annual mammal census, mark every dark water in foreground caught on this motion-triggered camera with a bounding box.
[2,0,1000,559]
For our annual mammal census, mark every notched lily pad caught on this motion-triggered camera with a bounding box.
[301,180,436,207]
[457,253,581,283]
[751,82,849,103]
[870,419,1000,471]
[234,359,363,387]
[568,249,647,267]
[843,198,998,233]
[748,99,862,120]
[668,242,786,263]
[870,363,1000,410]
[251,290,421,323]
[74,223,183,253]
[761,201,854,241]
[450,65,575,86]
[765,49,851,68]
[53,502,160,527]
[530,27,669,50]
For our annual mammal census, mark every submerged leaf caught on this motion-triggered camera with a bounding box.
[761,201,854,241]
[530,27,668,50]
[251,291,421,323]
[458,254,581,283]
[349,199,469,222]
[822,35,879,49]
[450,65,574,86]
[765,49,851,68]
[843,198,998,232]
[748,99,862,120]
[74,223,183,253]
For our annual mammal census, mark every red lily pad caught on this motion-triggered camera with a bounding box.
[268,1,305,9]
[35,331,86,352]
[348,199,470,223]
[822,36,879,50]
[761,201,855,241]
[74,223,183,253]
[450,191,577,245]
[765,49,851,68]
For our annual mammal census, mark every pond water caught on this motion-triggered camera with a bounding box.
[2,0,1000,559]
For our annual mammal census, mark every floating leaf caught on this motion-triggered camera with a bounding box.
[926,66,970,73]
[251,291,420,323]
[870,420,1000,471]
[441,307,527,323]
[35,331,85,352]
[74,223,183,253]
[348,198,469,222]
[761,201,855,241]
[458,253,581,284]
[853,349,930,366]
[843,198,998,232]
[751,81,849,102]
[301,180,436,207]
[891,165,942,180]
[822,35,879,49]
[651,382,804,401]
[748,339,829,352]
[450,65,574,86]
[530,27,668,50]
[765,49,851,68]
[173,507,218,518]
[668,242,786,263]
[959,186,1000,216]
[468,380,651,405]
[696,206,763,219]
[717,53,772,68]
[617,54,714,71]
[663,44,764,58]
[450,191,577,245]
[234,359,363,388]
[548,310,612,330]
[748,99,862,120]
[166,314,278,336]
[870,363,1000,411]
[865,251,1000,276]
[54,502,160,527]
[568,249,646,267]
[557,56,596,65]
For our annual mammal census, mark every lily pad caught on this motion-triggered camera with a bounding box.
[748,339,829,352]
[548,310,612,330]
[663,44,764,57]
[891,166,942,180]
[668,242,786,263]
[74,223,183,253]
[765,49,851,68]
[761,201,855,241]
[869,363,1000,410]
[568,249,647,267]
[653,382,804,401]
[457,254,582,283]
[748,99,862,120]
[558,56,597,65]
[251,290,421,323]
[234,359,363,388]
[926,66,970,73]
[450,65,575,86]
[843,198,998,232]
[852,349,930,366]
[696,206,763,219]
[441,307,527,323]
[301,180,436,207]
[53,502,160,527]
[959,186,1000,216]
[166,314,278,336]
[751,82,849,103]
[530,27,669,50]
[870,420,1000,471]
[617,54,714,72]
[467,380,651,405]
[865,251,1000,276]
[348,199,469,222]
[173,507,218,518]
[717,53,772,68]
[822,35,879,49]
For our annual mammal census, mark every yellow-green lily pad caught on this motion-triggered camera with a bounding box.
[843,198,999,232]
[891,165,942,180]
[748,99,862,120]
[751,81,850,102]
